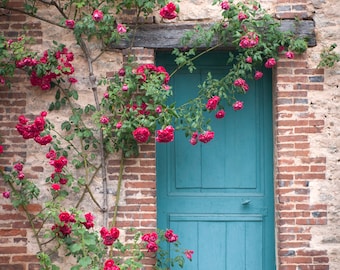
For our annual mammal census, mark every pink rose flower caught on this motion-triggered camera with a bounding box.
[206,96,220,111]
[278,45,285,52]
[239,32,259,49]
[156,126,175,143]
[155,105,162,114]
[146,241,158,252]
[100,227,120,246]
[234,78,249,92]
[92,9,103,22]
[2,191,10,199]
[238,12,248,21]
[65,19,75,29]
[132,127,151,143]
[18,172,25,180]
[221,1,230,10]
[190,137,197,145]
[141,232,158,242]
[46,149,56,160]
[68,77,77,84]
[117,23,127,34]
[59,178,68,185]
[160,2,177,20]
[232,101,244,111]
[103,92,109,99]
[51,183,60,191]
[285,51,295,59]
[246,56,253,63]
[100,116,109,124]
[34,134,53,145]
[118,68,126,76]
[121,84,128,91]
[215,109,225,119]
[59,211,75,223]
[164,229,178,243]
[265,58,276,68]
[104,259,120,270]
[0,145,3,154]
[116,122,122,129]
[14,163,23,172]
[254,71,263,80]
[185,250,194,260]
[189,132,198,145]
[82,212,94,229]
[198,131,215,143]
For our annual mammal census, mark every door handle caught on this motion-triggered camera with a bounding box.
[242,200,251,205]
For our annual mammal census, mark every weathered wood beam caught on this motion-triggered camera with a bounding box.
[112,19,315,49]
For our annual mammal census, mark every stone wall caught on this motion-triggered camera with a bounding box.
[0,0,339,270]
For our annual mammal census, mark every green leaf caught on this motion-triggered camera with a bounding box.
[69,243,82,253]
[61,121,71,131]
[79,256,92,267]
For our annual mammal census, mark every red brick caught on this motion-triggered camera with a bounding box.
[12,255,38,262]
[0,229,26,237]
[278,166,309,172]
[310,165,326,172]
[0,265,25,270]
[296,218,327,225]
[0,256,10,263]
[295,173,325,180]
[295,127,323,133]
[313,257,329,263]
[0,246,27,254]
[280,256,313,264]
[296,250,328,256]
[294,84,324,91]
[296,204,327,211]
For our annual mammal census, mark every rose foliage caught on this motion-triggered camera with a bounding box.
[0,0,310,269]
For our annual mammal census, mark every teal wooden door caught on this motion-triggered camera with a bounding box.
[156,51,275,269]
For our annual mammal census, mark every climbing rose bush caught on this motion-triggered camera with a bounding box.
[0,0,309,269]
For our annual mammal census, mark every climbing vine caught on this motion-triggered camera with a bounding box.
[0,0,313,269]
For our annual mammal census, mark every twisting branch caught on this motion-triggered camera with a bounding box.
[77,37,109,227]
[0,6,66,28]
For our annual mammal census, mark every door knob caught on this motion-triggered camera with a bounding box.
[242,200,251,205]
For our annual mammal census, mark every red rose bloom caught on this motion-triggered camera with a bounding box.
[65,20,75,29]
[238,12,248,21]
[104,259,120,270]
[215,109,225,119]
[285,51,295,59]
[254,71,263,80]
[160,2,177,20]
[146,241,158,252]
[156,125,175,143]
[206,96,220,111]
[234,78,249,92]
[233,101,244,111]
[132,127,151,143]
[141,232,158,242]
[59,212,75,223]
[164,229,178,243]
[92,9,103,22]
[100,227,120,246]
[198,131,215,143]
[51,183,60,191]
[265,58,276,68]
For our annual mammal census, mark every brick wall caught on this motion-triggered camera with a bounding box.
[274,54,329,270]
[1,0,340,270]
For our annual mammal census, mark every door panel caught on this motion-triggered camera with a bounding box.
[156,51,275,269]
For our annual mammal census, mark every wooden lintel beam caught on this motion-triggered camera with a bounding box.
[112,19,315,49]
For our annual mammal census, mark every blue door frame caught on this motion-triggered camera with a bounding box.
[156,51,275,269]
